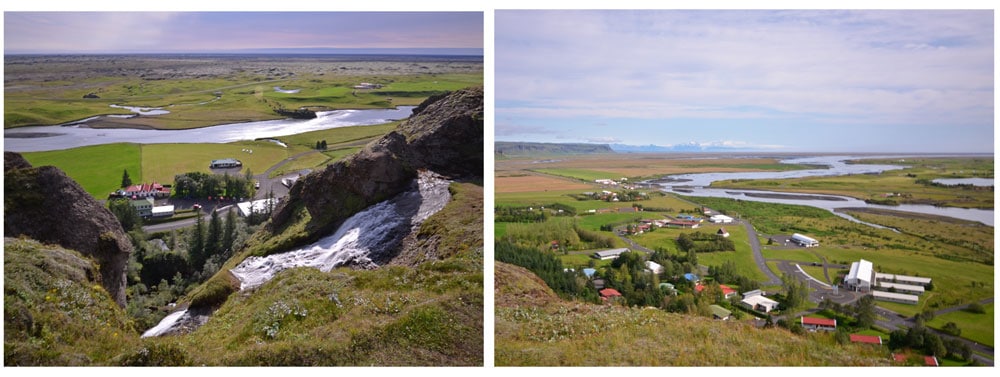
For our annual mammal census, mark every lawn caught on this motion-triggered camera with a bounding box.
[140,142,289,185]
[761,248,823,264]
[21,143,142,198]
[926,304,994,347]
[630,225,768,282]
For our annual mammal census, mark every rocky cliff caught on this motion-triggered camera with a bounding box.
[4,152,133,307]
[267,86,484,254]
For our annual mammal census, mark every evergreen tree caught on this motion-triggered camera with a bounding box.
[854,294,877,329]
[121,169,133,188]
[189,213,206,270]
[222,208,237,257]
[205,209,223,259]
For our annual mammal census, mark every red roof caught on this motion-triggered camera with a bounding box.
[850,334,882,345]
[893,354,907,363]
[695,284,705,293]
[924,356,938,366]
[801,317,836,327]
[720,284,736,296]
[599,288,622,298]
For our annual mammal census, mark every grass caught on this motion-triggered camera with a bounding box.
[21,143,142,198]
[495,261,891,366]
[712,157,993,209]
[4,238,139,365]
[926,304,994,347]
[15,123,400,200]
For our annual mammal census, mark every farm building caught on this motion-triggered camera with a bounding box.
[875,272,932,287]
[709,214,733,223]
[151,205,175,218]
[645,261,664,274]
[709,305,731,320]
[845,259,874,292]
[719,284,737,299]
[875,281,925,295]
[800,317,836,331]
[791,233,819,247]
[740,294,779,313]
[665,220,700,228]
[850,334,883,345]
[236,198,280,217]
[872,290,919,305]
[210,158,242,169]
[593,248,630,260]
[717,228,730,237]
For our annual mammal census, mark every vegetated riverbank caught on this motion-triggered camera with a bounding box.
[835,207,984,224]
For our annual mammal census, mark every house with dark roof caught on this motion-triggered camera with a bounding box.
[717,228,730,238]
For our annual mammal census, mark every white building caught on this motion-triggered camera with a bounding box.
[845,259,874,292]
[791,233,819,247]
[151,205,175,217]
[741,294,780,313]
[236,198,280,217]
[872,290,919,305]
[875,281,925,295]
[593,248,630,260]
[710,214,734,223]
[130,197,155,217]
[875,272,932,287]
[645,261,664,274]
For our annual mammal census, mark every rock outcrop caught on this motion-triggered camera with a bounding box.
[4,152,133,307]
[267,86,484,253]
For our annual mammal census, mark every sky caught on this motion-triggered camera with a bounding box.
[495,10,995,153]
[3,12,483,54]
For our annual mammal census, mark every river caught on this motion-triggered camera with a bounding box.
[3,106,415,152]
[652,155,994,226]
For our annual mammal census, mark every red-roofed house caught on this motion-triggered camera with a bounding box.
[893,354,907,363]
[719,284,737,299]
[850,334,883,345]
[924,356,939,367]
[800,316,837,331]
[695,283,705,293]
[600,288,622,303]
[120,182,171,199]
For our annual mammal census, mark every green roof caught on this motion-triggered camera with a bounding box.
[709,305,731,319]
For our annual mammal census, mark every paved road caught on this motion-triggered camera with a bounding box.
[739,220,782,286]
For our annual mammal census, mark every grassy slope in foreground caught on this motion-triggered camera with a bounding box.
[4,238,139,366]
[495,262,890,366]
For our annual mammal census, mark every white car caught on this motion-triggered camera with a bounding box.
[254,181,260,189]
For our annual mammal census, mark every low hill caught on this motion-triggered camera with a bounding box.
[495,141,614,157]
[495,261,892,366]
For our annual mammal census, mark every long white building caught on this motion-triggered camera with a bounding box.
[845,259,874,292]
[791,233,819,247]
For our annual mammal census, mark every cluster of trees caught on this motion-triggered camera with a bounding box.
[495,241,598,303]
[188,209,241,273]
[600,251,665,308]
[888,318,973,361]
[779,273,811,311]
[315,140,328,150]
[676,231,736,253]
[494,206,548,223]
[707,260,760,293]
[108,198,142,231]
[173,171,254,200]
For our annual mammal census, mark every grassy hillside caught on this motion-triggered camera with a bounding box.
[495,261,891,366]
[4,238,138,365]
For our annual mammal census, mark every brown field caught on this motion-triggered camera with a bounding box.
[496,154,819,178]
[495,174,594,193]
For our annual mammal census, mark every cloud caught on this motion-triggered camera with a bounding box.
[496,10,993,128]
[585,136,622,143]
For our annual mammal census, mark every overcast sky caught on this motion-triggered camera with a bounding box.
[496,10,994,153]
[4,12,483,54]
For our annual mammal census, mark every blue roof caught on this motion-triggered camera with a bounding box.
[684,273,700,281]
[582,268,596,278]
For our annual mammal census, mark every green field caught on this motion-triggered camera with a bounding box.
[631,224,768,282]
[21,143,143,198]
[926,304,994,347]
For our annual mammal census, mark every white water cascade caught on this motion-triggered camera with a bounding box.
[230,171,452,290]
[141,171,452,337]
